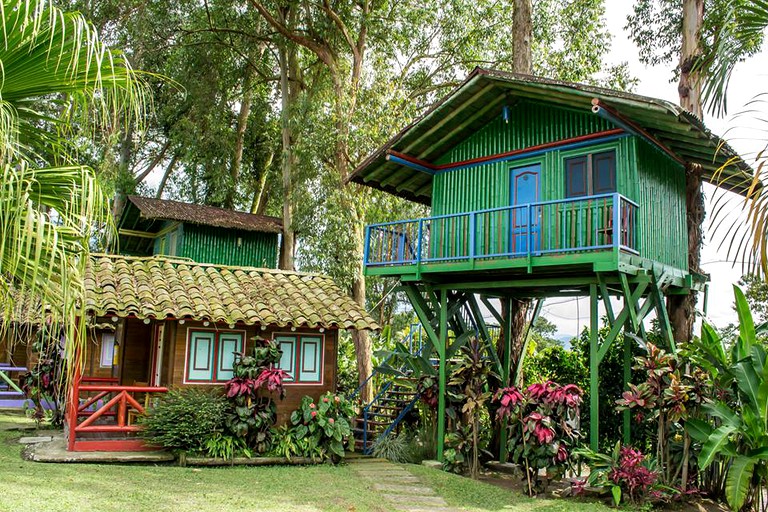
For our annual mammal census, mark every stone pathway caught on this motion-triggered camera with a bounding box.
[349,458,458,512]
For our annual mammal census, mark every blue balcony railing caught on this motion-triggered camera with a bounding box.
[364,193,639,268]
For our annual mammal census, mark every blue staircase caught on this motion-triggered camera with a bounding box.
[352,324,423,454]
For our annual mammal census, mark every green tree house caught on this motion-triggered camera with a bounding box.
[350,69,752,457]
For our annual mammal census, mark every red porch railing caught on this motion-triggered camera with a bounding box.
[67,376,168,452]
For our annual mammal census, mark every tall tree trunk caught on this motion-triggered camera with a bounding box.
[351,219,372,402]
[513,0,532,74]
[250,151,273,214]
[155,154,178,199]
[225,63,257,210]
[505,0,533,385]
[278,37,298,271]
[668,0,705,344]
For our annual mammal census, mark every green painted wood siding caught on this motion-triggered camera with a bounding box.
[427,101,688,271]
[176,224,279,268]
[432,102,615,215]
[626,138,688,270]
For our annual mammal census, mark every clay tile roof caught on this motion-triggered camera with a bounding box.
[126,196,283,233]
[84,254,380,331]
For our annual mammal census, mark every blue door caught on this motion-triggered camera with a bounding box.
[510,164,541,255]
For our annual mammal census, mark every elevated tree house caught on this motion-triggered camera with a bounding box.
[350,68,752,457]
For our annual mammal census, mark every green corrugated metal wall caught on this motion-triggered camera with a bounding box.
[177,224,279,268]
[627,138,688,270]
[428,101,688,271]
[432,102,616,215]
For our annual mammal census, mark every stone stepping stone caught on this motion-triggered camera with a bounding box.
[18,436,52,444]
[381,494,448,506]
[372,483,436,495]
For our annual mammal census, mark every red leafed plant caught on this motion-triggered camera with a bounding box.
[223,337,286,453]
[493,380,583,495]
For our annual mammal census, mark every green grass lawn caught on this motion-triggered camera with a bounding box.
[0,413,613,512]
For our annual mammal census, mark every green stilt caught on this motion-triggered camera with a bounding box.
[623,326,632,444]
[499,298,513,463]
[589,284,600,451]
[436,289,448,462]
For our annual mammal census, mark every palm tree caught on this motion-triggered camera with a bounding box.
[0,0,146,366]
[697,1,768,273]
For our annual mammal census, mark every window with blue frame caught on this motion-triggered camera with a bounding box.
[185,329,244,383]
[273,334,324,384]
[565,150,616,197]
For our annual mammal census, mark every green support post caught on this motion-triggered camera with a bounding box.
[499,298,513,463]
[623,325,632,444]
[589,284,600,451]
[436,289,448,463]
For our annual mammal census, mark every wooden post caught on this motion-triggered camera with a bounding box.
[436,289,448,462]
[66,347,82,452]
[499,297,513,462]
[589,284,600,451]
[623,325,632,445]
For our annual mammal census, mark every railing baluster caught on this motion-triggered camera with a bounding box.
[469,212,476,263]
[416,218,423,265]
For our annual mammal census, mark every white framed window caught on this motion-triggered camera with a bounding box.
[100,332,116,368]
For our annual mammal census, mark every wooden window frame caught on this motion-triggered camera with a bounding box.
[564,149,617,197]
[183,328,245,384]
[272,333,325,385]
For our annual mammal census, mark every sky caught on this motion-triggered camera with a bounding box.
[540,3,768,338]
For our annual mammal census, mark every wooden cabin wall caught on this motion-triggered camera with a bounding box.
[0,328,34,368]
[177,225,279,268]
[165,321,338,424]
[83,328,117,379]
[431,101,616,216]
[120,318,153,385]
[628,138,688,270]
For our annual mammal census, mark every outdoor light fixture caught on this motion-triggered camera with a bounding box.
[143,318,151,325]
[502,104,510,123]
[111,316,118,322]
[179,319,185,325]
[203,321,210,327]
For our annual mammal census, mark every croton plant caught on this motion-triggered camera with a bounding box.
[493,380,583,494]
[223,336,288,453]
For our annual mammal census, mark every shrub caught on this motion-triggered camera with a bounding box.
[574,442,659,506]
[286,392,355,461]
[140,388,227,452]
[204,432,252,460]
[373,431,411,463]
[493,380,583,495]
[223,336,287,454]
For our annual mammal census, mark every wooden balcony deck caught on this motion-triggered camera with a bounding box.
[364,193,639,278]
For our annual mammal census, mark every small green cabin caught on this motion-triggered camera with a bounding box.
[352,69,751,289]
[116,196,282,268]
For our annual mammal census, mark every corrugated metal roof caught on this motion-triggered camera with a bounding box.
[350,67,754,204]
[124,196,283,233]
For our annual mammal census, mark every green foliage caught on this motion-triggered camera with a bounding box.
[140,388,228,453]
[372,431,411,463]
[572,319,646,451]
[494,382,583,495]
[448,337,498,479]
[204,432,252,460]
[222,337,286,454]
[574,443,659,506]
[285,393,355,462]
[684,285,768,511]
[523,345,588,390]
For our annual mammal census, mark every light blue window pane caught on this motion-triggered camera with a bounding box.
[187,332,214,381]
[275,336,296,381]
[298,337,322,383]
[217,333,243,381]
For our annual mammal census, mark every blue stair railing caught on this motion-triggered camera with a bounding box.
[353,323,426,454]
